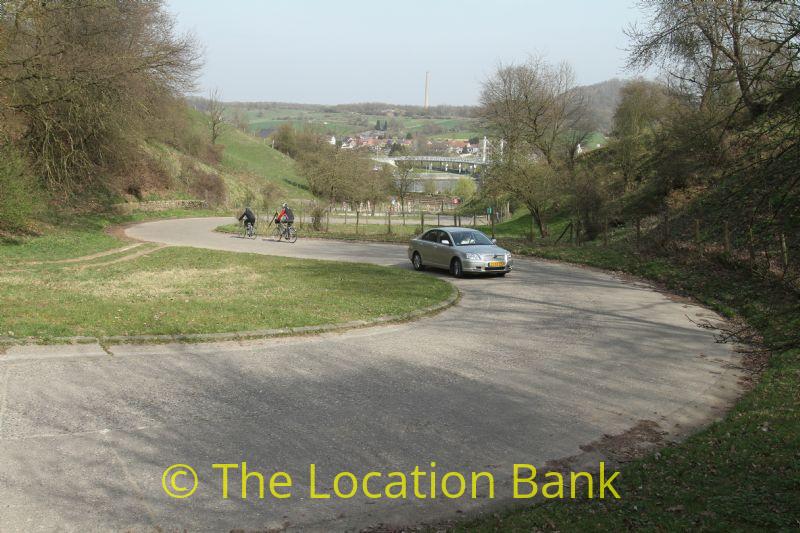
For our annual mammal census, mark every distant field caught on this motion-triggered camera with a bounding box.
[583,131,608,149]
[235,105,482,139]
[234,105,610,149]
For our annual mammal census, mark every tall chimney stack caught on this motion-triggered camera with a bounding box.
[424,71,430,110]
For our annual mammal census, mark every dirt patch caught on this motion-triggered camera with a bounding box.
[71,244,169,270]
[19,243,143,265]
[579,420,667,462]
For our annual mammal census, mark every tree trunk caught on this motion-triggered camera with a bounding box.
[529,205,545,239]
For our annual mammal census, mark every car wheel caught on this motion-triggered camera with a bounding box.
[450,258,464,278]
[412,252,424,271]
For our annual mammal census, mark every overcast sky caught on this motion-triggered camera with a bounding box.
[166,0,646,106]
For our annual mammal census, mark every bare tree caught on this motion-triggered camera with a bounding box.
[480,56,587,166]
[626,0,800,119]
[489,152,559,239]
[480,56,589,238]
[611,79,672,189]
[208,88,226,144]
[392,161,417,223]
[0,0,201,192]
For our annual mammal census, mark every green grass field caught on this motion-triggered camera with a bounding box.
[141,110,310,207]
[217,126,311,200]
[1,215,452,341]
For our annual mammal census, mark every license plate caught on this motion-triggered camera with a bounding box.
[489,261,505,268]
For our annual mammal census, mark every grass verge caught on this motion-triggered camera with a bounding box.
[0,208,224,265]
[1,213,452,341]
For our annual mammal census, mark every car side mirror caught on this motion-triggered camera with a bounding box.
[441,240,451,246]
[491,238,497,244]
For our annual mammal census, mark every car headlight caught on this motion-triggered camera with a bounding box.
[465,253,481,261]
[506,253,512,260]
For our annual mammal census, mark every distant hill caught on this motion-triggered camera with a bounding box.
[575,78,627,134]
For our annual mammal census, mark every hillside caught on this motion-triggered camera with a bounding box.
[575,78,627,133]
[133,108,310,211]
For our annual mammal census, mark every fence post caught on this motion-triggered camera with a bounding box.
[356,211,360,235]
[420,211,425,231]
[437,213,441,227]
[635,218,641,249]
[603,218,609,246]
[724,221,731,255]
[344,212,347,225]
[473,214,476,227]
[387,211,392,235]
[326,210,330,233]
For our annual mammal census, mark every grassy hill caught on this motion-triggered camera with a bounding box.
[217,126,311,200]
[134,108,310,211]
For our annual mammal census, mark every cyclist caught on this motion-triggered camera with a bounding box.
[270,202,298,243]
[238,206,256,231]
[274,202,295,227]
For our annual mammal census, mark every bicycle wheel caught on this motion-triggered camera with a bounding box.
[271,225,283,241]
[286,226,298,243]
[247,223,256,239]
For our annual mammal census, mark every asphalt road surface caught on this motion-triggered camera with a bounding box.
[0,218,744,532]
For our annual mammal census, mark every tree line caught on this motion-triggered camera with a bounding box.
[477,0,800,258]
[0,0,201,230]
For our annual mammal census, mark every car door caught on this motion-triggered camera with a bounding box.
[416,230,438,265]
[431,230,453,267]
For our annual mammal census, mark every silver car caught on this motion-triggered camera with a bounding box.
[408,227,513,277]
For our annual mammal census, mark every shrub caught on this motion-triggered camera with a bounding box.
[188,171,227,207]
[310,203,327,230]
[259,182,280,209]
[0,146,40,232]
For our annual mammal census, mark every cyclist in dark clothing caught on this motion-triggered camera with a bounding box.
[238,207,256,226]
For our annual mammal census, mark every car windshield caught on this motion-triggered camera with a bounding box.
[451,230,493,246]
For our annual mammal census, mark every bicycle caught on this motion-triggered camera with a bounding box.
[270,220,298,243]
[241,219,256,239]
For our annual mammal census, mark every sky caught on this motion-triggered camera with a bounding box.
[165,0,646,106]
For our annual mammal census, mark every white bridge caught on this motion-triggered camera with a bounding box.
[373,155,487,174]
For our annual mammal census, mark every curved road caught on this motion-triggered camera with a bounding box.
[0,218,744,531]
